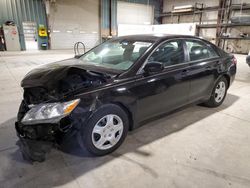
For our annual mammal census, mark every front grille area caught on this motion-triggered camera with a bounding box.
[15,122,58,140]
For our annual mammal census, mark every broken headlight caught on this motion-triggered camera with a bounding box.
[21,99,80,125]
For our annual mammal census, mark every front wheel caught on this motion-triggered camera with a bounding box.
[78,104,129,156]
[203,77,228,108]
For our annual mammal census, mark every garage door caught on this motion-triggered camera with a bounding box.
[50,0,99,50]
[117,1,154,25]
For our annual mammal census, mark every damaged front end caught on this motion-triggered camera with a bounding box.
[15,61,112,162]
[15,99,81,162]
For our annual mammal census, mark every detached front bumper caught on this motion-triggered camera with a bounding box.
[16,135,53,162]
[15,112,91,161]
[15,98,93,162]
[15,121,62,162]
[15,107,83,160]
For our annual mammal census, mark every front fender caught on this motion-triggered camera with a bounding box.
[75,83,138,130]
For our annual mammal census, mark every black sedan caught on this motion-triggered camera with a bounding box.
[16,34,237,161]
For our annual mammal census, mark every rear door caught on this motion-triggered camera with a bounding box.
[133,39,191,121]
[184,39,221,103]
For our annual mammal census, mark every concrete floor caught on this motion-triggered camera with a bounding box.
[0,51,250,188]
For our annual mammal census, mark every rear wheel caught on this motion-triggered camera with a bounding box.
[203,77,228,107]
[78,104,129,156]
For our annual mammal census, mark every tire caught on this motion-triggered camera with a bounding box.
[203,77,228,108]
[78,104,129,156]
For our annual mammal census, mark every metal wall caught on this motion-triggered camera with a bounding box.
[101,0,162,38]
[101,0,112,37]
[49,0,100,50]
[0,0,47,50]
[0,0,161,49]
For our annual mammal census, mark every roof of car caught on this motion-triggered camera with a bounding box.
[115,34,201,42]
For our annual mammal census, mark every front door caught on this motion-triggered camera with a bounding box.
[133,39,191,121]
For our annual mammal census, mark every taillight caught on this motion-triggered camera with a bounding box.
[232,56,237,65]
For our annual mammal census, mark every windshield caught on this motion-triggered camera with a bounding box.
[79,39,153,71]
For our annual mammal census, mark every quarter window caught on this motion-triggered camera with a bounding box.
[148,40,185,67]
[185,40,219,61]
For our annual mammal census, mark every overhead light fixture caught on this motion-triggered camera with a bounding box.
[172,5,194,13]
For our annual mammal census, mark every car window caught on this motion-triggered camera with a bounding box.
[80,40,152,71]
[148,40,185,67]
[185,40,219,61]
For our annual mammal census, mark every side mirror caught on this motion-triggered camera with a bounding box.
[144,62,164,74]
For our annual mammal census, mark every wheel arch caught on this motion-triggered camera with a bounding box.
[110,102,134,131]
[222,74,230,88]
[214,74,230,88]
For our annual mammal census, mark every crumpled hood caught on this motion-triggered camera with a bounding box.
[21,58,116,89]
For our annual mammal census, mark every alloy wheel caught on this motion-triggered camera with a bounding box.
[214,81,226,103]
[92,114,124,150]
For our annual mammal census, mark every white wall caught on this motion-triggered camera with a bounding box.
[117,1,154,25]
[49,0,99,49]
[118,23,196,36]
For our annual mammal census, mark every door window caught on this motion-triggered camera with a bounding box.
[185,40,219,61]
[148,40,185,67]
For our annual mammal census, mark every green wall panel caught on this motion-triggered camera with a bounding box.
[0,0,48,50]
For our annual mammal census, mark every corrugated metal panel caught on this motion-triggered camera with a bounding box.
[0,0,47,50]
[49,0,100,50]
[101,0,161,38]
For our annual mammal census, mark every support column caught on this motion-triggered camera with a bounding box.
[100,0,117,40]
